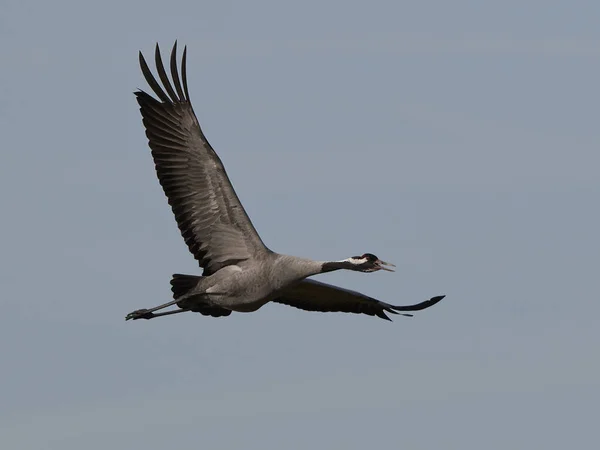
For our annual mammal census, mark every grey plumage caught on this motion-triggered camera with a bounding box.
[126,42,445,323]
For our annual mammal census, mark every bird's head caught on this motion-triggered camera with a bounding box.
[345,253,396,272]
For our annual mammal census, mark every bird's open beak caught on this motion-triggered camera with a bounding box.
[377,260,396,272]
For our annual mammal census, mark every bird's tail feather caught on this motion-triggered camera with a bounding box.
[170,274,232,317]
[170,274,203,299]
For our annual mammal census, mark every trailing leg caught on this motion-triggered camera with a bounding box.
[125,307,189,320]
[125,298,183,320]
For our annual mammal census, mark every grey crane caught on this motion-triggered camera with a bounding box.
[125,42,445,323]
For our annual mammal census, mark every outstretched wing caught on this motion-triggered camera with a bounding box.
[135,42,269,275]
[273,279,445,321]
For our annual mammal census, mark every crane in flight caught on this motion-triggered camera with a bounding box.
[126,42,445,322]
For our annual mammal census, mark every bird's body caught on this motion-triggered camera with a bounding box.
[176,255,319,312]
[126,42,445,322]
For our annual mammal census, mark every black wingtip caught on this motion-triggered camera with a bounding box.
[154,41,179,102]
[385,309,413,318]
[390,294,447,312]
[170,40,185,101]
[426,294,446,306]
[171,41,178,61]
[139,47,172,103]
[182,45,190,101]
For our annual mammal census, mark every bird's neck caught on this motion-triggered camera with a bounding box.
[271,254,360,293]
[275,255,357,282]
[321,260,358,273]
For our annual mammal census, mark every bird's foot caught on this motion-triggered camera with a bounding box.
[125,309,155,321]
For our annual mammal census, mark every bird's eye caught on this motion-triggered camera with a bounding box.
[361,253,378,261]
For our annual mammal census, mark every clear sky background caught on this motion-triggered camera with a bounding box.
[1,1,599,448]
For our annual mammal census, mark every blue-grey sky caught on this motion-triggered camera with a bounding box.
[1,1,599,448]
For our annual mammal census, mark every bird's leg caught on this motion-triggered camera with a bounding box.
[125,299,182,321]
[126,308,189,321]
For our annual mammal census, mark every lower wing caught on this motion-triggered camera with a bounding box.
[273,279,445,321]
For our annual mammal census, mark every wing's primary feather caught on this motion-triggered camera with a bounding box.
[169,41,185,101]
[135,42,269,275]
[273,279,445,321]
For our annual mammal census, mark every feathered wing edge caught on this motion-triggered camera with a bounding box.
[389,295,446,313]
[273,279,446,321]
[138,41,188,104]
[134,42,269,275]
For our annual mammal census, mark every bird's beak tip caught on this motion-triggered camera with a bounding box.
[378,260,396,272]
